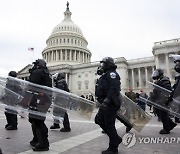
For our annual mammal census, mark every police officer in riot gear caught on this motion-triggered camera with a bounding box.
[170,55,180,123]
[4,71,19,130]
[50,72,71,132]
[95,57,122,154]
[151,69,177,134]
[28,59,52,151]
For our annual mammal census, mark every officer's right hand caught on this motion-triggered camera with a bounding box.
[100,102,108,110]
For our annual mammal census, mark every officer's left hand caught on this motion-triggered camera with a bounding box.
[100,98,110,110]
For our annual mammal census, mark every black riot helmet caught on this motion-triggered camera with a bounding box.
[100,57,115,66]
[33,59,47,68]
[29,59,47,73]
[8,71,17,77]
[57,72,65,80]
[171,55,180,73]
[97,57,116,75]
[152,69,164,80]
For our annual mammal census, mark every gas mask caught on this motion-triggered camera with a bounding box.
[97,62,107,75]
[174,61,180,73]
[29,63,38,73]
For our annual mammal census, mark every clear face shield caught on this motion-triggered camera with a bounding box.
[151,70,159,81]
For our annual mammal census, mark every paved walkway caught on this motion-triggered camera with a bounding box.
[0,109,179,154]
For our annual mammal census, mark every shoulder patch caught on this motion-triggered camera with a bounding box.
[110,72,116,79]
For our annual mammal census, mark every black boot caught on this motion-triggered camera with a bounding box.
[33,127,49,151]
[6,125,17,130]
[32,143,49,151]
[102,149,118,154]
[159,129,170,134]
[60,128,71,132]
[30,140,38,147]
[5,124,10,129]
[50,123,60,129]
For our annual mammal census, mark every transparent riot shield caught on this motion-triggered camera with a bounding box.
[0,76,96,122]
[117,94,151,132]
[139,81,180,118]
[0,84,23,114]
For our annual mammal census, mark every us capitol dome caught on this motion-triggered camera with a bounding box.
[42,2,91,67]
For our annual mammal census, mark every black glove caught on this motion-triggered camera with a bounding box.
[100,98,110,110]
[165,96,172,106]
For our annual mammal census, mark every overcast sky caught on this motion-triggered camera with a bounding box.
[0,0,180,77]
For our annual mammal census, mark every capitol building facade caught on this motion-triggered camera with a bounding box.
[18,4,180,97]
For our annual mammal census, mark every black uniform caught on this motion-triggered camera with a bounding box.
[95,57,122,154]
[28,59,52,151]
[172,75,180,122]
[170,55,180,122]
[152,72,176,134]
[4,71,20,130]
[50,73,71,132]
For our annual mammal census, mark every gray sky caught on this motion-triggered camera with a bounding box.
[0,0,180,77]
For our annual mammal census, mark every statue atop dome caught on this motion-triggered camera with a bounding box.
[66,1,69,11]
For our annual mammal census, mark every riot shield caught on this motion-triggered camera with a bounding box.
[171,80,180,118]
[117,94,151,132]
[0,84,23,114]
[139,81,180,118]
[0,76,96,121]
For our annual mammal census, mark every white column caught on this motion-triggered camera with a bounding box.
[65,73,68,82]
[86,54,88,62]
[78,51,81,62]
[82,52,84,63]
[65,49,67,61]
[131,69,135,89]
[138,68,142,89]
[152,66,155,73]
[145,67,148,87]
[86,53,88,62]
[53,51,55,61]
[56,50,58,61]
[155,55,160,69]
[51,51,53,61]
[165,53,170,77]
[58,50,60,60]
[49,52,51,62]
[52,51,54,61]
[60,50,62,61]
[70,50,72,61]
[49,52,50,61]
[74,50,76,61]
